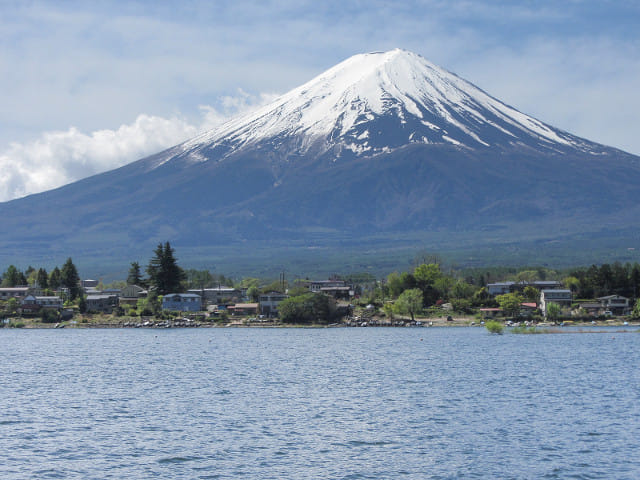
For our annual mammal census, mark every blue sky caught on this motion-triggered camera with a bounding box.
[1,0,639,201]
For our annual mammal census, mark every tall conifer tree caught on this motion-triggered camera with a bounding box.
[60,257,81,300]
[146,242,185,294]
[127,262,145,286]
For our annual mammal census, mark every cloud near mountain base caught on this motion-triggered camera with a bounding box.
[0,91,275,203]
[0,114,197,202]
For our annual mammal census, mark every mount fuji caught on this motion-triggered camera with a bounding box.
[2,49,640,272]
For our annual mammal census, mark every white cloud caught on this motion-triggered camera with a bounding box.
[0,91,276,202]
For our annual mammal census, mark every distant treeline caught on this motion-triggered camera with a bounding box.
[3,253,640,304]
[460,262,640,299]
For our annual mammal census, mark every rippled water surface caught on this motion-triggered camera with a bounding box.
[1,327,639,479]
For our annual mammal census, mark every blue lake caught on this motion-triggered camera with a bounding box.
[1,327,639,479]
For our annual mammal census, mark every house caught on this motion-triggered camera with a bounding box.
[162,293,202,312]
[576,302,604,316]
[487,280,563,296]
[480,307,502,318]
[119,285,147,308]
[86,294,119,313]
[19,295,63,314]
[520,302,538,316]
[540,289,572,316]
[258,292,289,317]
[319,286,354,300]
[300,279,354,299]
[233,303,259,316]
[101,288,122,297]
[530,280,562,290]
[487,282,514,296]
[187,287,244,305]
[597,295,630,315]
[309,280,347,293]
[0,287,30,300]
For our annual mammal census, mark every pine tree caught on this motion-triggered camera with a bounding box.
[60,258,81,300]
[36,268,49,289]
[127,261,144,286]
[78,295,87,313]
[146,242,185,295]
[1,265,22,287]
[49,267,62,290]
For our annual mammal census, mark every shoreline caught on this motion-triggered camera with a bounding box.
[5,315,639,330]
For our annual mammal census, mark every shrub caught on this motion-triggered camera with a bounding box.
[41,309,60,323]
[485,320,504,334]
[451,298,474,314]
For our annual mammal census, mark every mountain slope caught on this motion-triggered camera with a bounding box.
[1,49,639,271]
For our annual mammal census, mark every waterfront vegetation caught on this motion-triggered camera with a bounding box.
[484,321,504,334]
[510,325,549,334]
[3,244,640,328]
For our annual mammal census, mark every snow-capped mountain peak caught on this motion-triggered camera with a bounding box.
[178,49,598,165]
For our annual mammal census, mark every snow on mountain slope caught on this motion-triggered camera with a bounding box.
[174,48,598,167]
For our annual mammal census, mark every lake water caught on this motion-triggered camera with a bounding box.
[1,327,639,479]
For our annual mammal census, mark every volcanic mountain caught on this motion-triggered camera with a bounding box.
[2,49,640,271]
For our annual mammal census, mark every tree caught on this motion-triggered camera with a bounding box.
[286,285,308,297]
[6,297,18,314]
[60,258,81,300]
[545,302,562,323]
[451,281,474,300]
[523,286,540,303]
[36,268,48,289]
[393,288,423,322]
[127,262,145,286]
[413,263,442,306]
[184,269,215,289]
[41,309,60,324]
[433,276,454,300]
[515,270,539,282]
[563,276,580,294]
[630,264,640,298]
[146,242,185,295]
[246,285,260,302]
[279,293,335,324]
[451,298,473,314]
[1,265,22,287]
[495,292,524,318]
[632,299,640,319]
[386,271,415,298]
[472,287,495,307]
[27,269,38,287]
[78,295,87,314]
[49,267,62,290]
[414,263,442,287]
[261,280,287,294]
